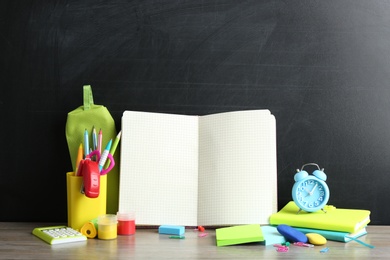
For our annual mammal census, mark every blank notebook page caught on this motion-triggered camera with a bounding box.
[119,111,199,226]
[198,110,277,225]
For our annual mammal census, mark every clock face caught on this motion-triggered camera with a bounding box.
[292,176,330,212]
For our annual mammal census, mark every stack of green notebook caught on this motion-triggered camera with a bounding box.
[215,224,264,247]
[269,201,370,242]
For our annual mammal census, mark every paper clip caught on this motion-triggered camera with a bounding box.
[293,242,314,247]
[274,244,289,252]
[169,235,185,239]
[320,247,329,253]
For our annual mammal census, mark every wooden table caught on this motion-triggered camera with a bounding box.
[1,223,388,259]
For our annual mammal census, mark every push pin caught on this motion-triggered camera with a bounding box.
[197,226,205,232]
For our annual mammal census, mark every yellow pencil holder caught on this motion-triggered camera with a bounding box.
[66,172,107,231]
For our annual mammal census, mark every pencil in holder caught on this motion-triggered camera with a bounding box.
[66,172,107,231]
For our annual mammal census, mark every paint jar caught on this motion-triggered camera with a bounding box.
[97,214,117,240]
[117,211,136,235]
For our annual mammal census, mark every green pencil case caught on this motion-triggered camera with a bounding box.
[65,85,119,214]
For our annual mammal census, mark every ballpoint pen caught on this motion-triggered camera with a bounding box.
[98,139,112,172]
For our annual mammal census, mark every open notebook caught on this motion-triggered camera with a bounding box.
[118,109,277,226]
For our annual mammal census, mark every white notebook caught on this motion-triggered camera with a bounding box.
[118,109,277,226]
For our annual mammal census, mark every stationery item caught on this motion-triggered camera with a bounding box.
[345,235,375,248]
[294,227,368,243]
[169,235,185,239]
[305,233,327,245]
[84,129,89,158]
[92,126,97,150]
[88,149,115,175]
[80,159,100,198]
[158,225,185,236]
[67,172,107,231]
[80,221,98,238]
[117,211,136,235]
[66,85,120,214]
[197,226,205,232]
[119,109,277,226]
[98,139,112,172]
[98,214,118,240]
[32,226,87,245]
[260,226,286,246]
[274,244,289,252]
[74,143,83,174]
[293,242,314,247]
[98,128,103,154]
[104,131,121,168]
[270,201,370,233]
[276,224,308,243]
[320,247,329,253]
[215,224,264,247]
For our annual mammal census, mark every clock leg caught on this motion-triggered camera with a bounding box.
[321,208,327,213]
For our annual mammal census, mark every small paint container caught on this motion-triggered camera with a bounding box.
[98,214,117,240]
[117,212,136,235]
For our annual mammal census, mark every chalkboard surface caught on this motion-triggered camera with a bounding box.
[2,1,390,224]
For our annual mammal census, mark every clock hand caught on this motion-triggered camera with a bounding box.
[308,183,318,195]
[304,188,312,197]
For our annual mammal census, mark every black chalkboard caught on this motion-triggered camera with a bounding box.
[2,0,390,224]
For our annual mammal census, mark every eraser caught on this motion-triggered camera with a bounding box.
[277,224,308,243]
[158,225,185,236]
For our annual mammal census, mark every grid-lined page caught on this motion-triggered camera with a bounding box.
[198,110,277,225]
[119,111,199,226]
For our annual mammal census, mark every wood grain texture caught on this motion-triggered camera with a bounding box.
[0,223,387,259]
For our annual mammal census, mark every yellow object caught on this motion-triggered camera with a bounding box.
[80,221,98,238]
[75,143,83,173]
[67,172,107,231]
[98,214,117,240]
[306,233,327,245]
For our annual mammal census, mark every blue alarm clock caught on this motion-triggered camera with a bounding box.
[292,163,330,213]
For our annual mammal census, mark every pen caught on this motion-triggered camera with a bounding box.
[104,131,121,168]
[84,129,89,158]
[98,139,112,172]
[75,143,83,175]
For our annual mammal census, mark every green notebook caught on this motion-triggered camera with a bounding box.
[215,224,264,247]
[270,201,370,233]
